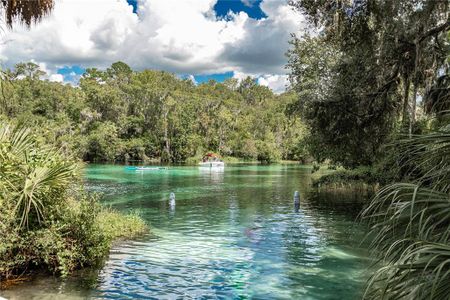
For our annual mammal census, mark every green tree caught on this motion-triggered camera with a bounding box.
[288,0,449,167]
[1,61,309,164]
[85,122,121,162]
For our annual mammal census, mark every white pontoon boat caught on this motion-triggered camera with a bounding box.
[199,153,225,168]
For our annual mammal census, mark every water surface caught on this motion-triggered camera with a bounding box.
[2,164,372,299]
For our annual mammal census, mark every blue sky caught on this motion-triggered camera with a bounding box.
[127,0,267,19]
[194,72,233,84]
[127,0,139,13]
[2,0,304,92]
[57,66,86,83]
[214,0,266,19]
[58,66,235,86]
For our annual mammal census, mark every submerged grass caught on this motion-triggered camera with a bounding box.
[97,208,148,241]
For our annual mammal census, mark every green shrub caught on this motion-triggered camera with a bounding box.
[361,123,450,299]
[0,123,148,282]
[312,166,385,188]
[235,139,258,160]
[96,208,148,241]
[185,154,203,165]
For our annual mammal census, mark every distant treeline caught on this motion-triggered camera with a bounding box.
[0,62,308,163]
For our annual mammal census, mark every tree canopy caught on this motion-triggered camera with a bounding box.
[288,0,449,167]
[0,61,308,164]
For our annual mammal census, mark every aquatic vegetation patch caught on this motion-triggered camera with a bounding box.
[96,208,148,242]
[312,167,384,189]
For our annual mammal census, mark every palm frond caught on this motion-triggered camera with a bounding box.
[14,165,74,228]
[0,122,76,229]
[396,128,450,193]
[1,0,54,28]
[362,114,450,299]
[363,241,450,300]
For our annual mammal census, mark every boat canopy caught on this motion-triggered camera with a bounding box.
[204,152,221,158]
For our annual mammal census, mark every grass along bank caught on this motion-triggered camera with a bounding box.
[313,167,382,188]
[0,123,148,287]
[310,164,398,190]
[96,208,148,242]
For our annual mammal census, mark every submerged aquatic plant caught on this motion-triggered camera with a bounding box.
[362,121,450,299]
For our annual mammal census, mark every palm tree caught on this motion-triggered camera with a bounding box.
[1,0,54,28]
[0,123,76,229]
[361,122,450,299]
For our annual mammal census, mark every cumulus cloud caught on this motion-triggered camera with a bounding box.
[187,74,198,85]
[257,74,289,94]
[221,0,304,74]
[36,61,65,82]
[232,70,252,81]
[0,0,138,71]
[233,71,289,94]
[0,0,306,92]
[49,73,64,82]
[241,0,259,8]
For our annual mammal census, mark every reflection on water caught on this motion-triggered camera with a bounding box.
[1,164,372,300]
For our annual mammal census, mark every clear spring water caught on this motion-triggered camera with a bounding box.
[1,164,373,300]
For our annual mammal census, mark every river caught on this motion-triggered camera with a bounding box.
[1,164,372,299]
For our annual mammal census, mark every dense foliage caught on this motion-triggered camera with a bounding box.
[361,122,450,299]
[288,0,449,168]
[0,123,147,282]
[0,62,308,164]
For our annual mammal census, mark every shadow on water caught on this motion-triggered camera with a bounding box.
[304,187,375,216]
[1,164,374,300]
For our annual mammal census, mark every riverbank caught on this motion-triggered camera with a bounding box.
[311,166,387,190]
[0,197,148,289]
[0,124,148,289]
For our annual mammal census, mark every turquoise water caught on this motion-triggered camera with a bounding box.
[1,164,372,299]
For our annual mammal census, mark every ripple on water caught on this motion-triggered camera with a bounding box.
[1,165,372,300]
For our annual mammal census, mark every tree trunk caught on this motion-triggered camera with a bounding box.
[402,74,410,127]
[409,39,421,137]
[409,84,417,137]
[218,126,223,153]
[163,109,170,162]
[160,92,171,162]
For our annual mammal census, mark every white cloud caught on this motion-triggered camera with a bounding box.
[187,74,197,85]
[241,0,258,7]
[0,0,138,68]
[0,0,306,93]
[37,61,64,82]
[49,73,64,82]
[257,74,289,94]
[233,71,289,94]
[232,70,252,81]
